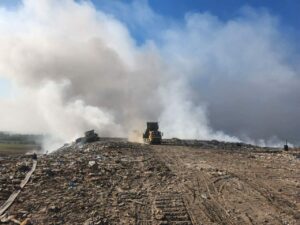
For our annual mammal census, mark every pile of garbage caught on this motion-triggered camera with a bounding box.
[165,138,281,152]
[0,140,176,224]
[0,156,32,206]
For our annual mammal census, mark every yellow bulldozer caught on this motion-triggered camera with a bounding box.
[143,122,162,144]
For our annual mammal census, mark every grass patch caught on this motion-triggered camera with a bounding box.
[0,143,40,156]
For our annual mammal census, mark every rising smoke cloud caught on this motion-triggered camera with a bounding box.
[0,0,299,150]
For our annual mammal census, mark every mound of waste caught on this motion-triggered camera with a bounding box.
[0,140,177,224]
[1,138,298,225]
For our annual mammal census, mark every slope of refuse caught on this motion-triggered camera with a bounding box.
[0,139,299,225]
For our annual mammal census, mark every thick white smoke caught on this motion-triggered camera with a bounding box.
[0,0,298,150]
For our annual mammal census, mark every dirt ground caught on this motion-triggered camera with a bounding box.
[0,139,299,224]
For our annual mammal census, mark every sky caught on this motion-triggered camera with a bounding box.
[1,0,300,41]
[0,0,300,148]
[119,0,300,27]
[1,0,299,97]
[97,0,300,49]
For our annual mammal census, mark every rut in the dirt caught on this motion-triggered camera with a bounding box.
[153,192,193,225]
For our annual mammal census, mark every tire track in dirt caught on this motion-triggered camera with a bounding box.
[153,146,237,225]
[153,145,300,225]
[232,174,300,223]
[153,192,193,225]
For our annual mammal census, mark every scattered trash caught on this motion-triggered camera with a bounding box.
[0,158,37,218]
[88,161,96,167]
[68,181,76,189]
[0,139,299,224]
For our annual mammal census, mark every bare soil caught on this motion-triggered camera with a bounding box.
[0,139,299,224]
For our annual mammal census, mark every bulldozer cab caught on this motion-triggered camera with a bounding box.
[147,122,159,131]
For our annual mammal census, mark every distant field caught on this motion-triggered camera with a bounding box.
[0,143,40,156]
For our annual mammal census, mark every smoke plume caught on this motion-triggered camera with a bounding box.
[0,0,299,150]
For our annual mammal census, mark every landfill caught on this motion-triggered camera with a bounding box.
[0,138,299,224]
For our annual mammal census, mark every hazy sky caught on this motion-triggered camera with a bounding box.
[1,0,299,97]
